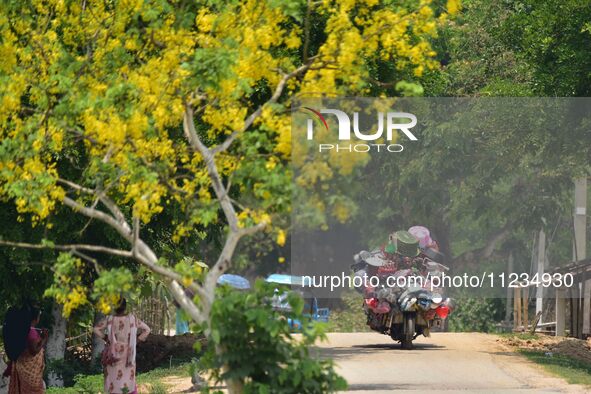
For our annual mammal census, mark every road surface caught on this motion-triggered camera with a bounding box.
[166,332,587,393]
[314,332,587,393]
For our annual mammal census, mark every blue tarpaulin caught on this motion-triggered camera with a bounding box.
[265,274,311,286]
[217,274,251,289]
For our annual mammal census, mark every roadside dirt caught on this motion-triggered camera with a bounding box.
[497,335,591,364]
[136,333,204,372]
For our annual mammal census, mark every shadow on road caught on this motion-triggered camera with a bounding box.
[316,342,445,360]
[345,383,414,391]
[481,350,529,358]
[353,342,445,350]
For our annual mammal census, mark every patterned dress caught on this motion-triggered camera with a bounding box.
[8,328,45,394]
[94,314,150,394]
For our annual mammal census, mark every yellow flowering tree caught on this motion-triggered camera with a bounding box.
[0,0,453,363]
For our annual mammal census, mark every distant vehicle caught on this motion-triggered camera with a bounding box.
[265,274,330,329]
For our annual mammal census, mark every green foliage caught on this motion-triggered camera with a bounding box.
[448,297,505,332]
[437,0,591,96]
[173,257,208,287]
[46,373,103,394]
[326,290,370,333]
[43,253,90,317]
[45,358,101,389]
[503,1,591,96]
[92,267,137,313]
[199,281,347,393]
[43,252,138,316]
[148,382,169,394]
[435,0,534,96]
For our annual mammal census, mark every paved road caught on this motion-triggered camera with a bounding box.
[315,333,587,393]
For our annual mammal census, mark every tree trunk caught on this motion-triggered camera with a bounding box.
[226,378,244,394]
[217,345,243,394]
[432,220,452,264]
[91,311,105,361]
[0,356,9,394]
[46,303,67,387]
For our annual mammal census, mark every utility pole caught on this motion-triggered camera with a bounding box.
[536,229,545,320]
[505,252,514,323]
[573,178,588,336]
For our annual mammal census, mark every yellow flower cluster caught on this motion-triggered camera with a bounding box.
[63,286,89,317]
[276,229,287,247]
[237,208,271,228]
[120,179,166,223]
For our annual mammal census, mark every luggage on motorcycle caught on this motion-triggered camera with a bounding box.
[384,240,397,254]
[352,269,367,293]
[435,305,450,319]
[377,287,398,303]
[365,251,388,267]
[353,251,369,264]
[425,260,449,272]
[377,262,397,275]
[375,301,391,314]
[351,261,367,272]
[424,309,436,320]
[364,285,377,298]
[430,293,443,306]
[360,250,372,260]
[421,246,445,263]
[393,230,419,257]
[364,297,379,312]
[408,226,433,248]
[417,293,431,310]
[400,296,418,312]
[393,268,412,278]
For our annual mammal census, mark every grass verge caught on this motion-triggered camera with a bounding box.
[518,349,591,387]
[497,332,540,340]
[46,361,192,394]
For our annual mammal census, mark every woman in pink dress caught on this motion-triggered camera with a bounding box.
[94,299,150,394]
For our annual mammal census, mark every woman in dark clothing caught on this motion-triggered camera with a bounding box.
[3,305,47,394]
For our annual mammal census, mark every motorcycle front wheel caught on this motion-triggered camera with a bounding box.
[401,313,415,350]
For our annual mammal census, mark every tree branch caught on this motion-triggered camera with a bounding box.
[0,239,133,258]
[211,62,313,155]
[132,216,140,258]
[63,196,132,240]
[183,106,240,232]
[203,222,267,305]
[59,178,130,229]
[57,178,94,194]
[61,195,209,304]
[452,223,512,266]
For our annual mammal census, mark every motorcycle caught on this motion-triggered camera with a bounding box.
[352,247,453,350]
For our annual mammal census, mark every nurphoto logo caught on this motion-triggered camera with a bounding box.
[303,107,418,153]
